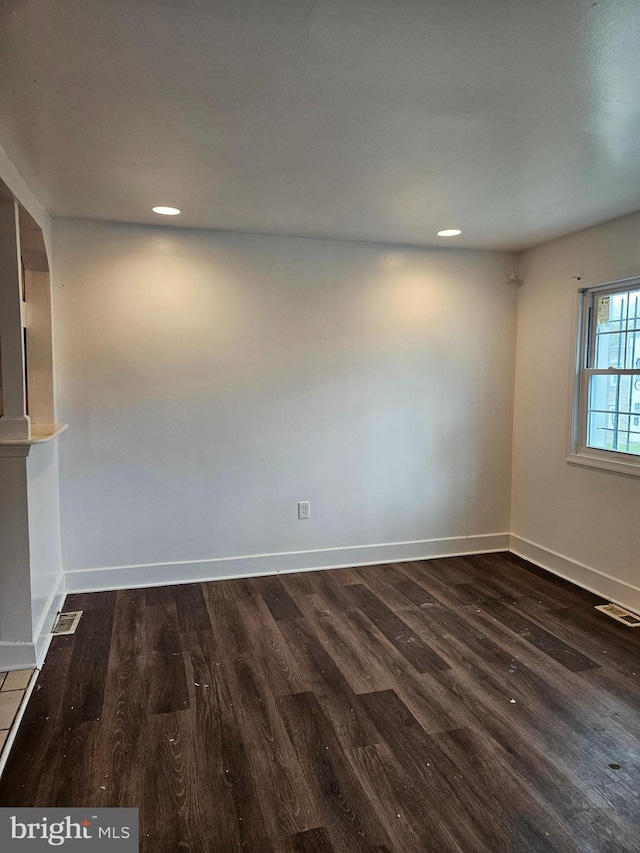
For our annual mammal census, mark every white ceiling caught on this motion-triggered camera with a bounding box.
[1,0,639,250]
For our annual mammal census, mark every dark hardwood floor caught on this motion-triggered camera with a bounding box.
[1,552,638,851]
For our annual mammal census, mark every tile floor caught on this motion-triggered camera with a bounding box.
[0,670,35,756]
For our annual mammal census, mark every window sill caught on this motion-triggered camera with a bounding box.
[566,451,640,478]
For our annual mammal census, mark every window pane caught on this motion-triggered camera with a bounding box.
[594,331,623,367]
[626,330,640,369]
[587,374,640,455]
[594,289,640,368]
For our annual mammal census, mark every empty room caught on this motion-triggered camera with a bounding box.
[0,1,638,851]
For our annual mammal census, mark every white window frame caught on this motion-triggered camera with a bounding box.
[568,275,640,477]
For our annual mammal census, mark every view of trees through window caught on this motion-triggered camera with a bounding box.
[587,288,640,455]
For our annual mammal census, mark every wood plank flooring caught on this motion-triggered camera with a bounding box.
[0,552,638,852]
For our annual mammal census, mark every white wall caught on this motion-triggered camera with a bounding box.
[54,219,517,590]
[511,211,640,612]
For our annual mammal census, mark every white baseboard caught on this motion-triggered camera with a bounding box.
[0,572,66,671]
[34,572,67,668]
[0,642,36,672]
[63,532,510,594]
[509,534,640,615]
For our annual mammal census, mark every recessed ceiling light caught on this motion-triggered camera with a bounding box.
[437,228,462,237]
[152,206,181,216]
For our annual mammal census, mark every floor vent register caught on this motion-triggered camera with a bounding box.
[595,603,640,627]
[51,611,83,636]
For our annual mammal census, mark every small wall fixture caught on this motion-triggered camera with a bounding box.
[152,206,181,216]
[437,228,462,237]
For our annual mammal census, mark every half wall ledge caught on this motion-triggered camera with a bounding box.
[0,423,68,456]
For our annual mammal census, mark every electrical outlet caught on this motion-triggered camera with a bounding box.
[298,501,310,520]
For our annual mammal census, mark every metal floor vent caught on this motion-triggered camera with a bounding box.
[52,611,83,636]
[595,603,640,627]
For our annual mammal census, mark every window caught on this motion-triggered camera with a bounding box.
[571,278,640,474]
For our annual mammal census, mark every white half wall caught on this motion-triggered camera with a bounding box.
[53,219,517,588]
[26,441,66,646]
[0,145,63,670]
[0,453,31,644]
[511,211,640,612]
[0,445,65,670]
